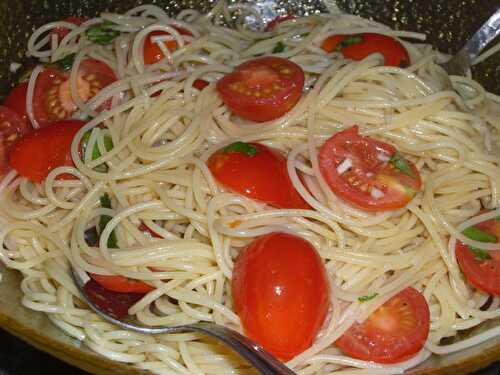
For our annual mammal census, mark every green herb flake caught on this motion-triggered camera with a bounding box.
[54,53,75,71]
[462,226,497,243]
[82,130,114,173]
[390,152,414,178]
[272,41,286,53]
[335,35,362,51]
[99,193,118,248]
[358,293,378,303]
[469,246,492,261]
[223,142,258,157]
[85,21,120,45]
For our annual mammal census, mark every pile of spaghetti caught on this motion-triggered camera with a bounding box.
[0,1,499,374]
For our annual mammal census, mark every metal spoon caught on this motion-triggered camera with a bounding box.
[70,268,296,375]
[442,8,500,76]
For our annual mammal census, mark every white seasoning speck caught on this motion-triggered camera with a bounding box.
[370,187,385,199]
[9,62,21,73]
[336,158,353,175]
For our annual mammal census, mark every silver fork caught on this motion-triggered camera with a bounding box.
[71,268,296,375]
[441,8,500,76]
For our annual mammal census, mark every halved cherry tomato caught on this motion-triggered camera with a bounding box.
[50,17,88,44]
[319,126,421,211]
[143,27,193,65]
[84,279,146,319]
[265,15,296,32]
[207,141,309,209]
[456,215,500,295]
[89,273,154,294]
[9,119,85,182]
[336,287,430,363]
[33,59,116,127]
[192,79,209,91]
[232,232,330,360]
[216,56,304,122]
[321,33,410,67]
[3,82,29,127]
[0,106,31,177]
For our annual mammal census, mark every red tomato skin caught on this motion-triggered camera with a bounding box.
[319,126,421,211]
[321,33,410,67]
[456,217,500,296]
[139,223,162,238]
[9,119,85,182]
[89,273,154,294]
[265,15,297,32]
[192,79,209,91]
[0,106,31,177]
[336,287,430,363]
[3,82,29,126]
[143,27,193,65]
[33,59,116,127]
[207,142,309,209]
[232,232,330,360]
[50,17,87,42]
[216,57,304,122]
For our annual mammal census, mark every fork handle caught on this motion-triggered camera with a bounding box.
[185,322,297,375]
[461,8,500,62]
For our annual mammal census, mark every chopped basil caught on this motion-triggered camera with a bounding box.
[335,35,362,51]
[223,142,258,157]
[85,21,120,45]
[272,41,286,53]
[390,152,414,178]
[54,53,75,71]
[99,193,118,249]
[469,246,492,261]
[358,292,378,303]
[462,226,497,243]
[81,130,114,173]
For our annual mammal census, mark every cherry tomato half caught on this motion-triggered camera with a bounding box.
[265,15,297,32]
[0,106,31,177]
[89,273,154,294]
[207,141,309,209]
[216,56,304,122]
[143,26,193,65]
[3,82,29,127]
[232,232,330,360]
[50,16,88,44]
[319,126,422,212]
[9,119,85,182]
[33,59,116,127]
[336,287,430,363]
[456,214,500,295]
[321,33,410,67]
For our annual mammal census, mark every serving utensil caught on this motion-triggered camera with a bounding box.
[70,268,296,375]
[442,8,500,76]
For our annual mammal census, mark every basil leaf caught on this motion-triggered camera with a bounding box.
[272,41,286,53]
[82,130,114,173]
[223,142,258,157]
[390,152,414,178]
[358,292,378,303]
[54,53,75,71]
[335,35,362,51]
[462,226,497,243]
[469,246,492,261]
[86,21,120,45]
[99,193,118,249]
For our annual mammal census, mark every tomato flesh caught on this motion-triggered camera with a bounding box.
[84,279,146,319]
[33,59,116,127]
[0,106,31,177]
[319,126,421,211]
[207,142,309,209]
[216,56,304,122]
[89,273,154,294]
[336,287,430,363]
[3,82,29,127]
[456,215,500,295]
[50,16,87,44]
[9,119,85,182]
[321,33,410,67]
[143,27,193,65]
[232,232,330,360]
